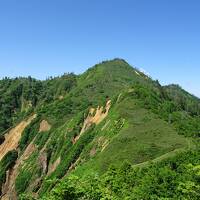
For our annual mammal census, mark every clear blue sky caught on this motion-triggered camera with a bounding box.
[0,0,199,97]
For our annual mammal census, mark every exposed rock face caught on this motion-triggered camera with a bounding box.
[20,142,36,161]
[1,169,17,200]
[81,100,111,133]
[39,120,51,132]
[0,120,36,199]
[39,150,48,174]
[0,101,111,198]
[0,114,36,161]
[1,169,12,196]
[1,141,36,200]
[73,100,111,144]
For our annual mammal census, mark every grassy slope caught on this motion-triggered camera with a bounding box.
[73,93,189,176]
[98,99,188,166]
[73,59,154,106]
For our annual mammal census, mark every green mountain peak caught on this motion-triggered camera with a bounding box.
[0,60,200,200]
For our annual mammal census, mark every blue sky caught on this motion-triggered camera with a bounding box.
[0,0,199,97]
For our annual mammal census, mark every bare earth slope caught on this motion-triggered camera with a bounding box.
[0,115,36,161]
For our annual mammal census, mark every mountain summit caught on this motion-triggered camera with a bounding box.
[0,59,200,199]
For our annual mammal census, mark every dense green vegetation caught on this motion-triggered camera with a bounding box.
[0,59,200,199]
[128,83,200,137]
[164,84,200,116]
[39,150,200,200]
[0,73,77,134]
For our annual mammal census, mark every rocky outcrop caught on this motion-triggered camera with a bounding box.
[38,150,48,174]
[39,120,51,132]
[73,100,111,144]
[1,141,36,200]
[81,100,111,134]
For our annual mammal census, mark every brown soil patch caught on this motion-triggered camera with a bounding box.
[19,142,36,164]
[38,150,48,174]
[74,100,111,143]
[0,114,36,161]
[39,120,51,132]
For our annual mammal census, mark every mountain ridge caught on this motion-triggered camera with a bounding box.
[0,59,200,199]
